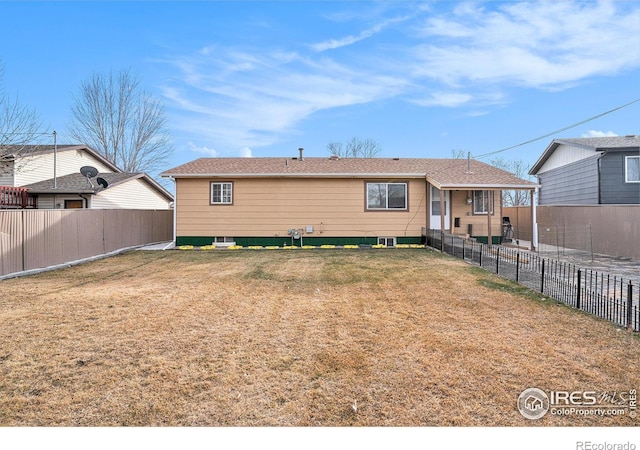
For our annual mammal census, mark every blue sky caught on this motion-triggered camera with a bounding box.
[2,0,640,178]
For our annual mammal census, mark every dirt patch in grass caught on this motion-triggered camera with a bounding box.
[1,249,639,426]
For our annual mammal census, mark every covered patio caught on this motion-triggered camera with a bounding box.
[425,160,539,248]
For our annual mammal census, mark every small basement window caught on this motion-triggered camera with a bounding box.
[211,237,236,247]
[378,237,396,247]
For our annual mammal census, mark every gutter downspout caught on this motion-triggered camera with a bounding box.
[597,152,605,205]
[53,131,58,210]
[53,131,57,190]
[78,194,90,209]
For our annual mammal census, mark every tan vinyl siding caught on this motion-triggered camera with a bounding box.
[176,177,428,238]
[448,189,503,235]
[14,150,115,186]
[91,179,171,210]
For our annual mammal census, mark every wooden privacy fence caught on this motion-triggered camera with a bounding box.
[0,209,173,278]
[502,206,533,242]
[503,205,640,260]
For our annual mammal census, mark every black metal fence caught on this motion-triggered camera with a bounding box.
[425,229,639,332]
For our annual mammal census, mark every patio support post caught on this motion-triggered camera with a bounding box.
[531,189,537,251]
[439,188,445,251]
[439,189,445,233]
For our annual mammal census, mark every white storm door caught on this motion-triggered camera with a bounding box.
[430,186,450,230]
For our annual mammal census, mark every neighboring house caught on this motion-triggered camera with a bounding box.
[0,144,173,209]
[161,153,537,247]
[529,135,640,205]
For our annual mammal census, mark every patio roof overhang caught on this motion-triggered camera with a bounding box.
[426,178,540,191]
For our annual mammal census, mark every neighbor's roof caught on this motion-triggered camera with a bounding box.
[0,144,122,173]
[23,172,174,200]
[530,135,640,175]
[162,157,538,190]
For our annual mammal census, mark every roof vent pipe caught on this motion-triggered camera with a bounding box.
[298,147,304,161]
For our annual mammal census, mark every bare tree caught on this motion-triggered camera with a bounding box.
[0,59,43,160]
[327,137,381,158]
[68,69,172,173]
[450,149,467,159]
[489,157,533,206]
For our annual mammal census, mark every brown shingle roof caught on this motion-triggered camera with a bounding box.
[23,173,145,194]
[162,157,538,189]
[22,173,174,201]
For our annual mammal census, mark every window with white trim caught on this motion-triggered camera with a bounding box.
[473,190,494,215]
[378,237,396,247]
[211,182,233,204]
[366,182,407,210]
[625,156,640,183]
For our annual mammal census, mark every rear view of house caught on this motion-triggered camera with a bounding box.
[162,153,537,247]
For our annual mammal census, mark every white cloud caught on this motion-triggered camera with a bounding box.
[411,1,640,89]
[163,49,408,150]
[311,29,378,52]
[161,1,640,153]
[187,142,218,157]
[239,147,253,158]
[411,92,472,108]
[311,15,410,52]
[582,130,618,138]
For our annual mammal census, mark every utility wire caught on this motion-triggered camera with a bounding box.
[474,97,640,160]
[0,132,51,136]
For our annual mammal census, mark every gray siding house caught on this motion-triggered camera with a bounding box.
[529,136,640,205]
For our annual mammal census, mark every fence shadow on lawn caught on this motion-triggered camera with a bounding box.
[425,229,639,332]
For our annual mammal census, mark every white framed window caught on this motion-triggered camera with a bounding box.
[211,182,233,204]
[213,237,234,243]
[625,156,640,183]
[378,237,396,247]
[366,182,407,210]
[473,190,494,215]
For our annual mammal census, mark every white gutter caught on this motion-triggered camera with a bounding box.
[430,183,540,190]
[161,172,428,179]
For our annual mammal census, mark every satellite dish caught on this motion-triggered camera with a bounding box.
[96,177,109,189]
[80,166,99,178]
[80,166,99,189]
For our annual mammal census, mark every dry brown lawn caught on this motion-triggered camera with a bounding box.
[1,249,639,426]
